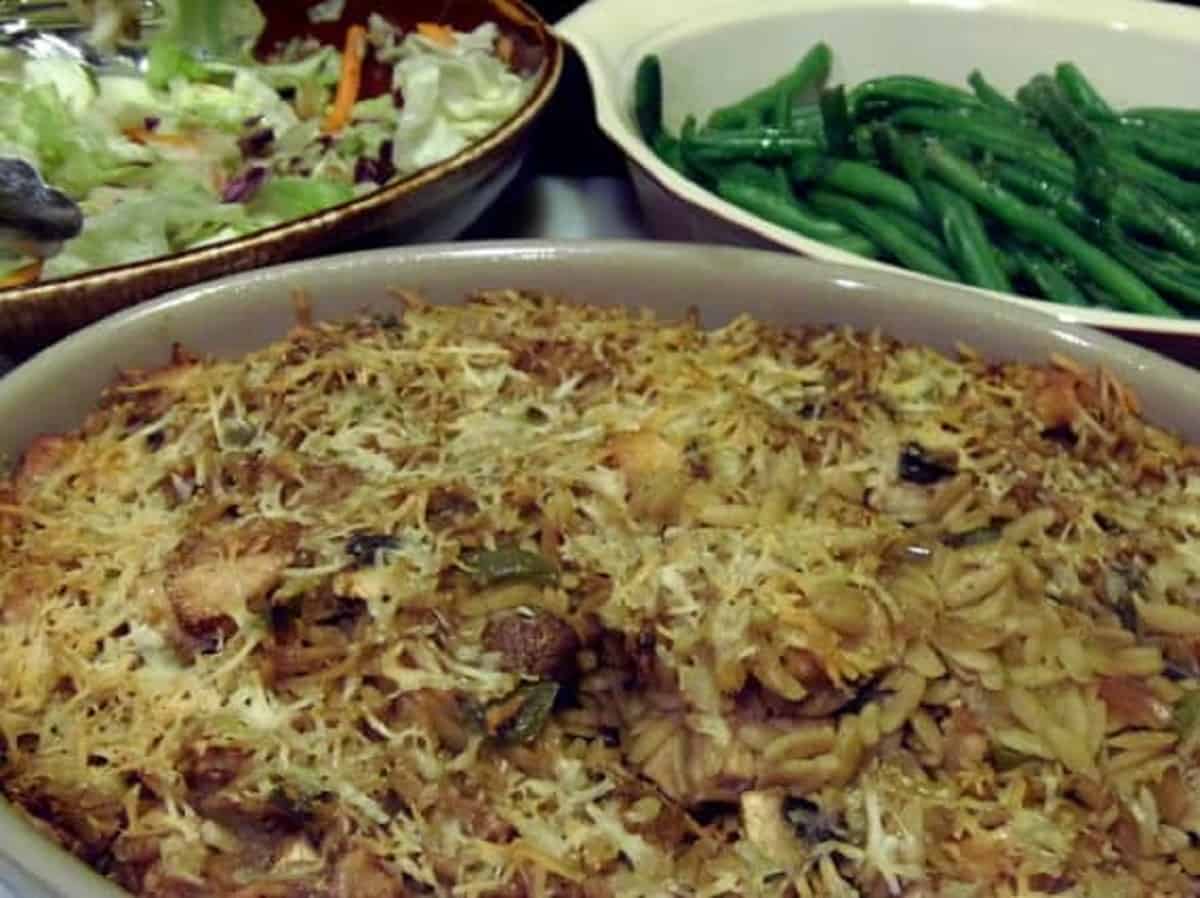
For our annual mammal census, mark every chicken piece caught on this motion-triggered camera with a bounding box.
[167,522,299,643]
[607,428,688,524]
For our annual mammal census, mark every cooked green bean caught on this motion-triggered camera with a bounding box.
[820,85,852,157]
[877,128,1010,290]
[651,132,684,172]
[1103,222,1200,310]
[925,180,1013,292]
[808,188,961,280]
[681,130,823,163]
[967,70,1023,121]
[813,159,927,221]
[1113,147,1200,208]
[1054,62,1116,120]
[888,106,1067,163]
[1010,246,1090,306]
[708,43,833,129]
[1017,74,1117,212]
[991,161,1200,263]
[1102,124,1200,176]
[716,175,878,256]
[875,206,950,260]
[849,75,980,119]
[988,162,1097,233]
[634,55,664,142]
[923,141,1178,317]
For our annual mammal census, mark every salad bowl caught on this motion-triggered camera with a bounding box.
[0,0,562,350]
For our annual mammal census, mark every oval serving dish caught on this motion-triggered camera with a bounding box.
[558,0,1200,361]
[2,241,1200,896]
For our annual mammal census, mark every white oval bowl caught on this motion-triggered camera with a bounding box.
[557,0,1200,357]
[2,239,1200,897]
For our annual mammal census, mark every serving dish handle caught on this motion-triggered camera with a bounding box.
[557,0,733,59]
[557,0,739,127]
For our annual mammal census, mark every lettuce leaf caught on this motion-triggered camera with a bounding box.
[247,176,354,221]
[44,180,253,278]
[0,81,150,198]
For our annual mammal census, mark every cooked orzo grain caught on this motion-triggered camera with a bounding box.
[1,291,1199,897]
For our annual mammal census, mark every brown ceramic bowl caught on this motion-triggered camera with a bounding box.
[0,0,562,352]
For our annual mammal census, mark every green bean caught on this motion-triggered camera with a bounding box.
[1123,108,1200,140]
[1122,186,1200,263]
[887,106,1067,166]
[807,188,962,281]
[1101,123,1200,176]
[1079,280,1125,311]
[1017,74,1115,211]
[967,70,1023,121]
[813,159,928,221]
[988,162,1093,231]
[1010,246,1090,306]
[715,175,879,256]
[820,85,852,156]
[1122,237,1200,276]
[681,129,823,163]
[466,548,558,586]
[922,140,1178,317]
[1054,62,1116,120]
[925,180,1013,292]
[1127,107,1200,125]
[651,132,684,172]
[875,207,951,261]
[780,104,826,136]
[849,75,981,120]
[678,116,726,184]
[634,55,664,142]
[774,85,792,131]
[789,152,830,185]
[877,127,1010,291]
[990,161,1200,263]
[1113,147,1200,208]
[1102,222,1200,311]
[708,43,833,129]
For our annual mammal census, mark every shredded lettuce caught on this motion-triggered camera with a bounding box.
[384,23,532,175]
[247,176,354,221]
[44,180,251,278]
[0,9,537,282]
[157,0,266,61]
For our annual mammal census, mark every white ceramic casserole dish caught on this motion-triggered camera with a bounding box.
[558,0,1200,360]
[2,240,1200,897]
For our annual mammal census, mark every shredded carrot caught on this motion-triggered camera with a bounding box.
[416,22,456,48]
[0,259,42,289]
[322,24,369,135]
[123,127,198,148]
[495,34,515,66]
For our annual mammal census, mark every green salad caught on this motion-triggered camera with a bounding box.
[0,0,535,285]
